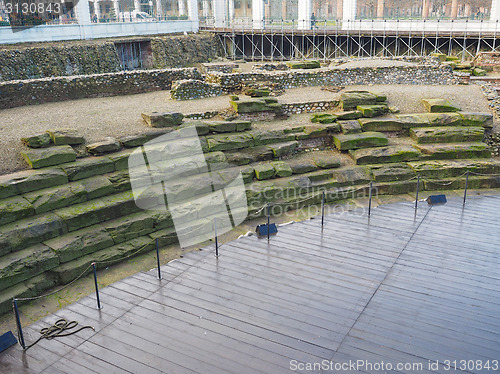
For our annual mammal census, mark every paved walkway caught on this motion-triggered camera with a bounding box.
[1,196,499,373]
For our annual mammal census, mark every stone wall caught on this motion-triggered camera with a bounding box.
[0,68,202,109]
[206,65,457,91]
[0,33,218,82]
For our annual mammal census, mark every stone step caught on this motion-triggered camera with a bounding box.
[395,112,492,129]
[410,126,484,144]
[349,145,421,165]
[333,132,388,151]
[408,159,500,178]
[422,98,461,113]
[358,118,403,132]
[369,163,416,182]
[21,145,77,169]
[414,142,491,160]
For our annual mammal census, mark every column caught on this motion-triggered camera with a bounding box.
[213,0,226,26]
[178,0,186,15]
[377,0,384,19]
[464,3,471,17]
[492,0,500,20]
[342,0,356,21]
[114,0,120,19]
[451,0,458,18]
[94,0,101,19]
[134,0,141,11]
[202,0,209,17]
[282,1,287,20]
[336,0,342,20]
[75,0,92,25]
[187,0,198,26]
[298,0,311,29]
[422,0,430,19]
[242,0,247,17]
[228,0,234,23]
[155,0,163,20]
[252,0,264,28]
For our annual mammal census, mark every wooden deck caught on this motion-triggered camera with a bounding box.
[1,196,499,373]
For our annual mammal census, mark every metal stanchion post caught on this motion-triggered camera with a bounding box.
[214,217,219,257]
[321,191,325,226]
[463,171,469,205]
[267,203,270,241]
[12,299,26,349]
[156,238,161,280]
[92,263,101,309]
[415,176,420,211]
[368,182,373,216]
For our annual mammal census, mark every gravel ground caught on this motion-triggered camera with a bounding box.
[0,83,492,175]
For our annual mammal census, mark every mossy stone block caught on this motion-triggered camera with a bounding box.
[408,159,500,179]
[142,112,184,128]
[79,176,114,200]
[357,104,389,118]
[271,161,293,177]
[0,168,68,199]
[415,142,491,160]
[87,138,121,155]
[21,133,52,148]
[59,157,115,181]
[287,160,318,174]
[459,112,493,127]
[230,100,270,113]
[340,91,378,110]
[336,111,363,120]
[311,113,337,124]
[206,133,255,151]
[358,118,403,132]
[108,171,132,193]
[339,120,362,134]
[422,98,461,113]
[0,243,59,292]
[313,154,341,169]
[119,131,168,147]
[370,163,416,182]
[333,132,388,151]
[254,164,275,180]
[0,196,34,226]
[250,130,295,146]
[44,225,115,263]
[430,52,447,62]
[0,212,68,254]
[21,145,77,169]
[104,212,156,244]
[208,121,237,133]
[246,88,270,97]
[269,141,298,157]
[107,149,134,171]
[410,126,484,144]
[46,129,85,145]
[472,68,487,76]
[350,145,421,165]
[178,121,210,136]
[23,184,87,214]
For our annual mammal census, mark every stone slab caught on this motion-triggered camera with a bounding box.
[339,120,362,134]
[369,163,416,182]
[410,126,484,144]
[422,98,461,113]
[23,183,87,215]
[59,157,115,181]
[46,129,85,146]
[142,112,184,128]
[349,145,421,165]
[415,142,491,160]
[0,168,68,199]
[0,196,34,226]
[21,133,52,148]
[333,132,388,151]
[408,159,500,179]
[358,118,403,132]
[21,145,77,169]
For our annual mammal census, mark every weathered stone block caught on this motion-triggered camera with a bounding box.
[59,157,115,181]
[108,170,132,192]
[430,52,447,62]
[333,132,388,151]
[0,213,68,254]
[339,120,362,134]
[208,121,237,133]
[331,166,372,186]
[269,141,298,157]
[46,129,85,145]
[357,104,389,118]
[107,149,134,171]
[21,145,77,169]
[410,126,484,144]
[251,130,295,146]
[104,212,156,244]
[336,111,363,120]
[234,120,252,132]
[340,91,378,110]
[358,118,403,132]
[254,164,275,180]
[0,243,59,292]
[313,154,341,169]
[142,112,184,128]
[286,159,318,174]
[230,100,278,113]
[459,112,493,127]
[44,226,115,263]
[54,191,140,232]
[0,168,68,199]
[206,133,255,151]
[408,159,500,178]
[350,145,421,165]
[0,196,34,226]
[422,98,461,113]
[311,113,337,124]
[271,161,293,177]
[370,163,416,182]
[21,133,52,148]
[87,138,122,155]
[119,131,167,147]
[415,142,491,160]
[79,176,114,200]
[179,121,210,136]
[23,184,87,214]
